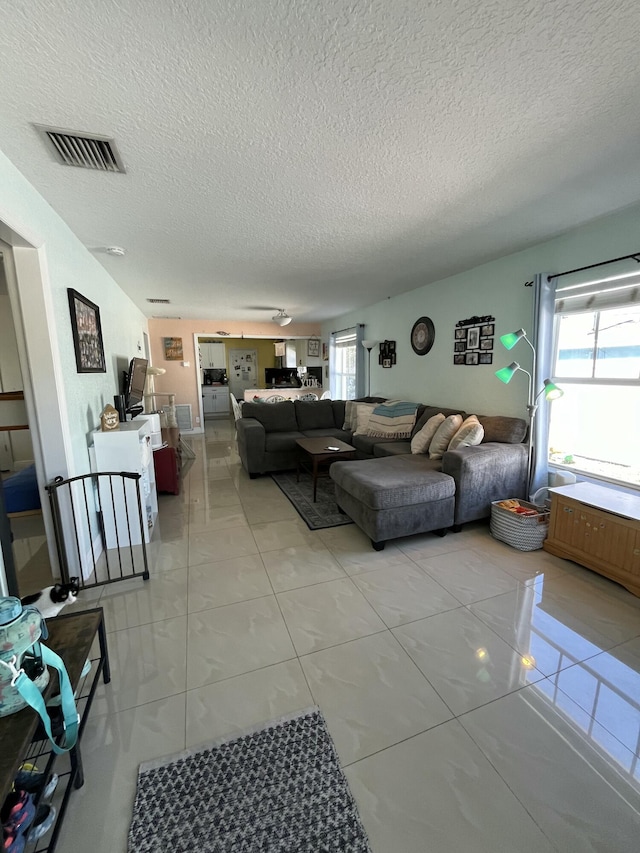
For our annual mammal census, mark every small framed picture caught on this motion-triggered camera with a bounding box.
[308,338,320,358]
[382,358,392,368]
[453,354,465,365]
[480,338,493,349]
[454,341,466,353]
[465,351,479,365]
[163,337,183,360]
[467,327,480,349]
[455,328,466,339]
[68,289,106,373]
[479,352,493,364]
[481,324,494,336]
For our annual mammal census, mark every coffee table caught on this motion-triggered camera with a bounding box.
[295,437,357,501]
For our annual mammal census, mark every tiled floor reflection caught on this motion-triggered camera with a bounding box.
[51,416,640,853]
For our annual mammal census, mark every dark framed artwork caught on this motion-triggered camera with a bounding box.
[480,337,494,349]
[467,327,480,349]
[453,354,465,365]
[465,351,479,365]
[481,324,494,336]
[67,289,106,373]
[307,338,320,358]
[379,340,396,365]
[479,352,493,364]
[454,341,466,353]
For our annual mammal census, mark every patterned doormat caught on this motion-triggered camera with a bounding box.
[270,471,354,530]
[128,708,372,853]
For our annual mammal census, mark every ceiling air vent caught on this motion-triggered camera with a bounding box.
[35,125,126,172]
[147,298,171,304]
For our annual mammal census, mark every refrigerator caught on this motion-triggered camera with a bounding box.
[228,349,258,401]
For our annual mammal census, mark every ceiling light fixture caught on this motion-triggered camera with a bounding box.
[272,309,292,327]
[106,246,126,256]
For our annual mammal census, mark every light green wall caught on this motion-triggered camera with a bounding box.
[0,148,148,475]
[323,203,640,418]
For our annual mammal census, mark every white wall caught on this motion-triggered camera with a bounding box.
[0,148,148,477]
[323,203,640,418]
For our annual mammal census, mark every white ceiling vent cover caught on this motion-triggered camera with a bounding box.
[35,125,126,172]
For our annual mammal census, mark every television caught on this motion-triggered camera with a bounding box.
[123,357,148,414]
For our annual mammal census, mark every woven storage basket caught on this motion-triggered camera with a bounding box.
[490,499,550,551]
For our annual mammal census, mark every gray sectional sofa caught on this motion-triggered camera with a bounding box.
[236,398,528,542]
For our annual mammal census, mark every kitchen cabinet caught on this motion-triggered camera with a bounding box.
[202,386,230,417]
[200,343,226,369]
[543,482,640,597]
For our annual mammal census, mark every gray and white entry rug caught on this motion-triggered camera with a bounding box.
[128,708,372,852]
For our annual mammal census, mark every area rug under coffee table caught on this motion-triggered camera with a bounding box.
[128,707,371,852]
[271,471,354,530]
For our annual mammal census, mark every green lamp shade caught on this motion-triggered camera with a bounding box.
[500,329,525,350]
[495,362,519,384]
[543,379,563,400]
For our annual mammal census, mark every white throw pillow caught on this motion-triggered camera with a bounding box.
[448,415,485,451]
[410,413,445,454]
[354,403,377,435]
[428,414,463,459]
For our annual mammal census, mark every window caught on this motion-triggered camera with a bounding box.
[331,329,357,399]
[548,303,640,487]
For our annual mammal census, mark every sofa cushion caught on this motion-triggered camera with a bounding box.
[332,400,347,429]
[477,415,527,444]
[412,405,467,437]
[352,433,396,455]
[265,431,304,452]
[294,399,335,431]
[410,413,446,454]
[366,401,419,439]
[330,456,455,511]
[302,428,352,443]
[342,399,357,430]
[241,401,298,432]
[448,415,485,451]
[429,414,463,459]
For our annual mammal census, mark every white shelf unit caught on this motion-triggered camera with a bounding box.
[91,417,158,547]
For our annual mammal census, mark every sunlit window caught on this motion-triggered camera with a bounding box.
[549,305,640,487]
[331,330,357,399]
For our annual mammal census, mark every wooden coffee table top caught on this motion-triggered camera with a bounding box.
[295,437,355,457]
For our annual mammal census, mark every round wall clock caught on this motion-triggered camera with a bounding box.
[410,316,435,355]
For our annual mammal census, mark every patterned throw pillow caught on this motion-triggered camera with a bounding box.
[448,415,485,451]
[366,401,419,439]
[410,413,446,454]
[428,414,463,459]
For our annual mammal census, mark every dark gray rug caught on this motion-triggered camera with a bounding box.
[128,708,372,853]
[270,471,354,530]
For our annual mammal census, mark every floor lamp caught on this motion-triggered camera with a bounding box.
[495,329,563,498]
[361,340,378,397]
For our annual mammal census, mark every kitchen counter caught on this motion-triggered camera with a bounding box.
[243,388,326,402]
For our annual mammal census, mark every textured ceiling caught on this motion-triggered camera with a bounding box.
[1,0,640,323]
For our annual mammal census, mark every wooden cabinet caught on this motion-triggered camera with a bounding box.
[91,417,158,546]
[544,483,640,597]
[200,342,226,369]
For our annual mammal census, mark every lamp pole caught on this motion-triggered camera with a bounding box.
[361,340,378,396]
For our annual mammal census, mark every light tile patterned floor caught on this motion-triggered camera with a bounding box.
[44,418,640,852]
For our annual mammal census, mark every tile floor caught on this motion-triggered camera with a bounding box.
[27,418,640,851]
